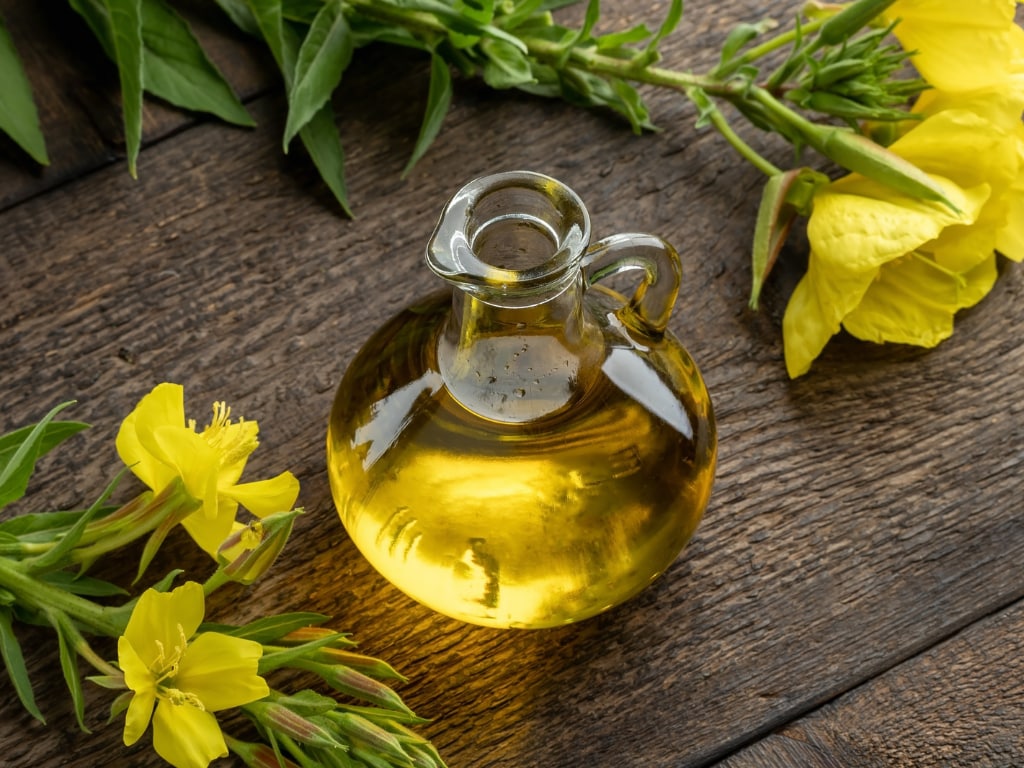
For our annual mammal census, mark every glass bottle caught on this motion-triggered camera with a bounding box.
[327,171,716,629]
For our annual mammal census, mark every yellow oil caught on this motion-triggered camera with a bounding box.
[327,291,715,628]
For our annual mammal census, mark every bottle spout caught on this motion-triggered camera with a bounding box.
[426,171,591,303]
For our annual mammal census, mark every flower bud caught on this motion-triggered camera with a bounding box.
[229,739,302,768]
[218,509,302,585]
[334,713,412,765]
[811,125,959,211]
[818,0,897,45]
[247,701,341,749]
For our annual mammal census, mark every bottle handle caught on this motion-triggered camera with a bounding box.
[581,233,683,336]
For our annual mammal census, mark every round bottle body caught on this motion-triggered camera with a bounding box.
[327,290,716,629]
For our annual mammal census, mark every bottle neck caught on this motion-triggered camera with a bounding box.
[437,275,602,423]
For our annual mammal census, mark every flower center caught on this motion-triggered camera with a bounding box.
[191,400,259,468]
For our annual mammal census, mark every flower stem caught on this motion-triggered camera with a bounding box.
[0,557,125,637]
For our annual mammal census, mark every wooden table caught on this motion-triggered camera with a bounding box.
[2,1,1022,766]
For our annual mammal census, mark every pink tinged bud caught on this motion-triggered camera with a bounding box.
[323,665,415,716]
[280,626,356,649]
[335,713,413,765]
[249,701,341,749]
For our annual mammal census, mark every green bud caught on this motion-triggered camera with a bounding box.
[810,126,960,211]
[218,509,302,585]
[818,0,899,45]
[334,713,414,765]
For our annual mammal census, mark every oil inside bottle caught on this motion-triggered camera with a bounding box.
[326,288,716,629]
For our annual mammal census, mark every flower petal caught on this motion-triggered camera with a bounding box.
[123,583,205,665]
[118,638,157,747]
[116,383,186,492]
[176,632,269,711]
[152,699,228,768]
[150,426,220,519]
[842,254,998,345]
[888,0,1020,92]
[222,472,301,518]
[180,500,239,558]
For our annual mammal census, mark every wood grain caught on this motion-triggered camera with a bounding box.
[718,600,1024,767]
[1,2,1022,767]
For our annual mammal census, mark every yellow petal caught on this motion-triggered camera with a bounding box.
[123,583,205,666]
[888,0,1020,92]
[175,633,269,711]
[808,176,974,272]
[891,108,1018,193]
[222,472,301,518]
[118,636,156,696]
[842,254,998,345]
[150,426,220,519]
[118,638,156,746]
[152,699,228,768]
[180,500,239,558]
[996,140,1024,261]
[116,383,186,492]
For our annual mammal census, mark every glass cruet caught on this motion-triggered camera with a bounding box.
[326,171,717,629]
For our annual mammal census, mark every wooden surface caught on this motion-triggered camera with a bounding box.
[2,1,1022,766]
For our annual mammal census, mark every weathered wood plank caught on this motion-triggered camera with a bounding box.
[1,2,1022,767]
[718,600,1024,768]
[0,0,274,210]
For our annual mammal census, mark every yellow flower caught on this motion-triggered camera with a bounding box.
[116,383,300,557]
[784,100,1023,377]
[885,0,1024,94]
[118,582,269,768]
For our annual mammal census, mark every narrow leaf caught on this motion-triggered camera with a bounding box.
[213,0,261,36]
[636,0,683,66]
[0,12,48,164]
[202,611,330,643]
[40,571,129,597]
[246,0,297,86]
[402,52,452,177]
[0,402,75,511]
[0,608,44,723]
[283,0,353,149]
[300,102,353,216]
[0,420,89,481]
[51,615,89,732]
[140,0,255,126]
[105,0,145,177]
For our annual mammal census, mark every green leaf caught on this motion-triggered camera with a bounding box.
[0,420,89,487]
[482,37,535,89]
[39,571,129,597]
[257,633,345,674]
[0,608,44,723]
[300,102,353,216]
[634,0,683,67]
[0,12,48,164]
[402,52,452,177]
[284,0,353,149]
[68,0,144,176]
[749,167,827,309]
[204,611,330,642]
[0,508,112,540]
[140,0,255,127]
[0,402,76,512]
[245,0,297,87]
[51,615,89,732]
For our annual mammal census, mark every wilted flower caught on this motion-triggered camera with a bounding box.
[118,582,269,768]
[116,383,300,556]
[783,101,1023,376]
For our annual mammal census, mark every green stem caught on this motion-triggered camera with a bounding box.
[687,86,781,176]
[69,480,200,565]
[48,608,122,677]
[0,557,124,637]
[737,16,826,67]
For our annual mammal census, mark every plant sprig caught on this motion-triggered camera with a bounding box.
[1,0,929,216]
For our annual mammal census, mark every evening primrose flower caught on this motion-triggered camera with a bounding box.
[116,383,300,556]
[884,0,1024,94]
[118,582,269,768]
[783,101,1022,377]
